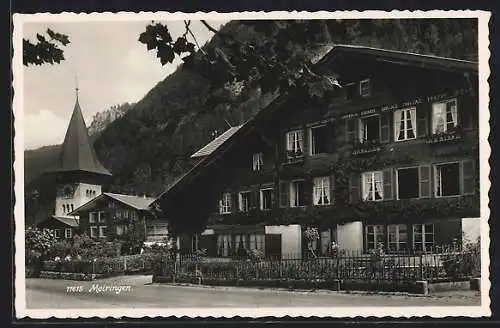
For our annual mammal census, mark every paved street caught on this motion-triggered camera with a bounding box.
[26,275,481,309]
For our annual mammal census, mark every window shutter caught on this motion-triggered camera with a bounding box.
[330,175,336,205]
[345,118,358,145]
[231,193,238,213]
[380,111,391,143]
[383,169,393,200]
[419,165,431,198]
[279,182,289,207]
[349,175,361,204]
[416,104,428,138]
[459,96,474,130]
[461,160,475,195]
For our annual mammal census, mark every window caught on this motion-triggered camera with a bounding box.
[93,190,97,197]
[98,211,107,223]
[252,153,263,171]
[65,228,72,239]
[54,229,61,239]
[360,79,371,97]
[366,225,385,251]
[432,99,458,134]
[394,107,416,141]
[286,130,304,158]
[260,188,273,210]
[359,115,380,144]
[235,234,248,254]
[90,226,98,238]
[362,171,384,201]
[397,167,419,199]
[435,162,460,197]
[70,204,74,212]
[413,224,434,252]
[89,212,98,223]
[313,177,330,205]
[249,234,265,252]
[86,190,89,197]
[217,234,232,257]
[123,209,130,219]
[309,125,328,155]
[238,191,250,212]
[388,224,407,252]
[99,226,107,238]
[290,181,306,207]
[219,193,232,214]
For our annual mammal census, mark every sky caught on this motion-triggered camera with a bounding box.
[22,19,228,150]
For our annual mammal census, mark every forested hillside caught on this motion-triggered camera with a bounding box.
[24,18,478,225]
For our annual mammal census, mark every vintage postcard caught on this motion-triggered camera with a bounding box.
[13,10,491,319]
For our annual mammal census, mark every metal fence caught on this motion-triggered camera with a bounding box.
[158,250,481,284]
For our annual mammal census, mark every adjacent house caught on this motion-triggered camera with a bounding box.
[69,192,168,242]
[154,45,480,259]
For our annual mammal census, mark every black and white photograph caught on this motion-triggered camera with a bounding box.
[13,11,491,318]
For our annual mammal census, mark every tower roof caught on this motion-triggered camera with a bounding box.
[54,90,111,176]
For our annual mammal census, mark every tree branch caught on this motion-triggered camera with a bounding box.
[200,20,220,34]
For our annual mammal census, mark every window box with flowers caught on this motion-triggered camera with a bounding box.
[426,125,464,144]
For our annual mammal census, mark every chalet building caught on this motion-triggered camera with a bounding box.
[69,193,168,242]
[35,87,169,243]
[154,45,480,259]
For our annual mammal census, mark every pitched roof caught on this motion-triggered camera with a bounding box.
[54,93,111,176]
[191,125,244,158]
[69,192,156,215]
[51,216,80,227]
[154,45,478,205]
[104,192,156,210]
[316,44,478,72]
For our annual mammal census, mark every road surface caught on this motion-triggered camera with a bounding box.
[25,275,481,309]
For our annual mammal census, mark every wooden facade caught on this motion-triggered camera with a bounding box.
[158,46,479,258]
[72,194,168,243]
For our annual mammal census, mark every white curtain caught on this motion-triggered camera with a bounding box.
[322,178,330,204]
[287,132,294,151]
[409,108,417,136]
[394,109,403,140]
[363,173,372,200]
[359,119,366,143]
[374,171,384,199]
[313,180,322,205]
[449,101,458,126]
[297,130,304,153]
[433,103,446,133]
[290,183,297,207]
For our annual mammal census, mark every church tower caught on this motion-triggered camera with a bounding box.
[52,86,111,217]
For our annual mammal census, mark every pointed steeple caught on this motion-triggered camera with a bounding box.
[55,86,111,176]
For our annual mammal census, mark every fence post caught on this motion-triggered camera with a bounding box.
[419,254,424,281]
[124,258,127,272]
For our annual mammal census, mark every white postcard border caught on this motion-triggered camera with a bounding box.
[13,10,492,318]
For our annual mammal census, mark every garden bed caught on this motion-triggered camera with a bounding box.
[39,271,104,281]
